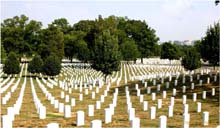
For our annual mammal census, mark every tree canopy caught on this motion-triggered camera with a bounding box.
[42,54,62,76]
[200,22,219,67]
[182,47,201,71]
[3,52,21,76]
[28,54,43,74]
[160,42,181,61]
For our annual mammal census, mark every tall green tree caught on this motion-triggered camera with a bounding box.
[182,47,201,71]
[124,20,159,63]
[28,55,43,75]
[3,52,21,76]
[200,22,219,68]
[43,54,62,77]
[1,15,42,58]
[1,44,7,64]
[161,42,181,62]
[91,15,121,78]
[120,39,140,62]
[39,25,64,60]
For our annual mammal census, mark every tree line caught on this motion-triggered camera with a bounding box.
[1,15,219,77]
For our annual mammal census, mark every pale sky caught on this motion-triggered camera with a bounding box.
[1,0,219,42]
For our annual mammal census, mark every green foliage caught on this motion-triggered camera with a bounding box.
[182,47,201,71]
[39,25,64,60]
[161,42,181,61]
[28,55,43,74]
[1,15,42,57]
[92,16,121,77]
[1,44,7,64]
[200,22,219,66]
[3,52,20,75]
[75,40,90,62]
[42,54,61,76]
[120,39,140,61]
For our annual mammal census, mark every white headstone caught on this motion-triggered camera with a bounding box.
[214,75,217,82]
[129,108,135,121]
[193,93,197,102]
[46,123,59,128]
[184,104,189,114]
[59,103,64,113]
[152,93,156,101]
[157,84,160,92]
[163,91,166,99]
[183,113,190,128]
[101,95,105,103]
[199,80,203,86]
[143,101,148,111]
[85,89,89,95]
[203,112,209,126]
[212,88,215,96]
[92,92,95,99]
[147,87,151,94]
[197,102,201,113]
[2,115,12,128]
[168,105,173,117]
[96,101,101,109]
[105,108,112,123]
[158,99,162,109]
[207,77,210,84]
[166,82,169,89]
[79,93,83,101]
[88,105,94,117]
[159,115,167,128]
[191,83,194,90]
[65,95,69,103]
[137,89,140,96]
[61,91,64,98]
[202,91,206,99]
[173,88,176,96]
[7,107,14,121]
[77,111,85,126]
[182,86,186,93]
[91,120,102,128]
[144,82,148,88]
[150,106,156,119]
[140,95,144,103]
[71,98,75,107]
[174,80,178,86]
[40,106,46,119]
[183,95,187,104]
[170,97,175,106]
[64,105,71,118]
[131,117,140,128]
[54,100,59,108]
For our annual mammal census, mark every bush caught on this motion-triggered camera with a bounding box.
[28,54,43,75]
[42,54,61,76]
[3,52,20,76]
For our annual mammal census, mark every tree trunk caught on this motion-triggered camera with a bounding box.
[141,58,143,64]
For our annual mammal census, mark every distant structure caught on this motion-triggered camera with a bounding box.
[173,40,194,46]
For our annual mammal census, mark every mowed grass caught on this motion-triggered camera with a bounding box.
[1,67,219,127]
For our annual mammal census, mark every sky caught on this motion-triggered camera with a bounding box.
[1,0,220,42]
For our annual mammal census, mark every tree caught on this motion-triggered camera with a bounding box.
[124,20,159,63]
[161,42,181,63]
[39,25,64,60]
[28,55,43,75]
[91,15,121,79]
[200,22,219,68]
[120,38,140,62]
[1,44,7,64]
[182,47,201,71]
[75,40,90,62]
[3,52,20,76]
[42,54,61,77]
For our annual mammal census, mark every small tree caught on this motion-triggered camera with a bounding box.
[3,52,20,76]
[182,47,201,71]
[161,42,181,64]
[42,54,61,77]
[28,54,43,76]
[120,39,140,63]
